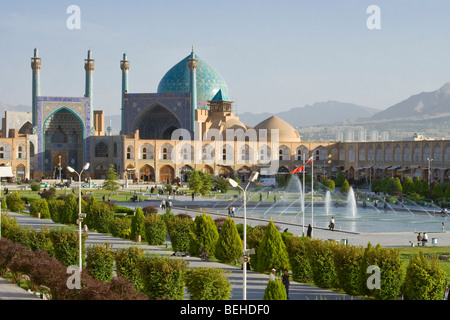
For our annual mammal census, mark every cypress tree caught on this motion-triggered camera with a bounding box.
[131,207,146,242]
[256,220,290,273]
[190,214,219,257]
[215,217,243,263]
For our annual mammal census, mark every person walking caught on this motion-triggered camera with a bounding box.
[281,270,290,299]
[269,268,277,281]
[231,205,236,217]
[307,224,312,237]
[422,232,428,246]
[329,217,335,231]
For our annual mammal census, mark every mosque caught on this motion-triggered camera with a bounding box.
[0,48,449,185]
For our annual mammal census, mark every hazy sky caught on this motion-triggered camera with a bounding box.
[2,0,450,117]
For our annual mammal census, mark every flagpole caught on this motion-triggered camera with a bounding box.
[311,157,314,238]
[302,155,305,237]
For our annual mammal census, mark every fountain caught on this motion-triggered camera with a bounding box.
[347,187,357,218]
[325,191,331,216]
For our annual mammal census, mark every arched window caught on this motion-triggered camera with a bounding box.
[348,146,355,163]
[278,145,290,161]
[126,146,133,160]
[95,142,108,157]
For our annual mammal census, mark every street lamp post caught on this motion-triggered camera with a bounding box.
[66,162,90,271]
[227,171,259,300]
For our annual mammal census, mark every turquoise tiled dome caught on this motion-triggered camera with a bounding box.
[157,53,229,108]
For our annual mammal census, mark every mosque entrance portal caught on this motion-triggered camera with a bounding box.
[43,108,84,175]
[137,105,182,140]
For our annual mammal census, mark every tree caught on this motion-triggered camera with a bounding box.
[144,213,167,245]
[215,217,243,263]
[166,216,194,253]
[335,171,345,188]
[402,251,446,300]
[385,177,402,195]
[402,176,414,194]
[103,164,120,193]
[321,178,335,192]
[214,177,229,193]
[131,207,146,242]
[188,170,202,195]
[190,214,219,257]
[188,170,214,196]
[340,179,350,194]
[256,220,290,273]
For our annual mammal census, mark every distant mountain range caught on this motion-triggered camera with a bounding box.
[237,101,380,128]
[369,82,450,122]
[238,82,450,128]
[3,82,450,134]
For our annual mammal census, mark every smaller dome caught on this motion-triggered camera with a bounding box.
[222,118,247,131]
[253,116,301,142]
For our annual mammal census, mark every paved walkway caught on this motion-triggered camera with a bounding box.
[1,203,449,300]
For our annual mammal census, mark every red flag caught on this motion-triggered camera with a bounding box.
[290,157,313,174]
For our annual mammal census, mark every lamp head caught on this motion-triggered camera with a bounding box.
[249,171,259,182]
[227,178,239,188]
[83,162,90,170]
[66,166,75,173]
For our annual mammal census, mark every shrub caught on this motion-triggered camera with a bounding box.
[114,246,145,292]
[59,194,78,224]
[263,280,287,300]
[189,214,219,257]
[402,251,446,300]
[5,191,25,212]
[185,267,231,300]
[246,225,265,269]
[306,239,338,289]
[143,205,158,215]
[285,236,313,283]
[108,216,132,238]
[166,216,193,253]
[256,220,290,273]
[29,199,51,219]
[39,187,56,200]
[130,207,146,241]
[86,243,115,282]
[47,199,65,223]
[215,217,243,263]
[333,243,365,295]
[85,201,115,233]
[357,243,402,300]
[49,226,88,267]
[27,226,52,252]
[144,213,167,245]
[138,255,188,300]
[30,182,41,191]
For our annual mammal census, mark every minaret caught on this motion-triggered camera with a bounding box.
[120,53,130,134]
[188,46,198,136]
[31,48,41,130]
[84,50,95,125]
